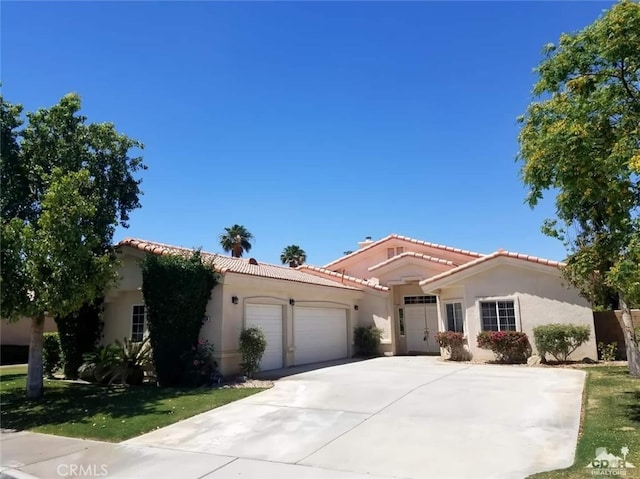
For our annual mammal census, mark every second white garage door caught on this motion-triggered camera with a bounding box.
[245,304,283,371]
[294,307,348,366]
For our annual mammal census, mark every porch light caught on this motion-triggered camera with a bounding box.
[231,295,239,305]
[289,298,295,306]
[354,305,359,311]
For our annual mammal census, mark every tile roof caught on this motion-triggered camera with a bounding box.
[297,265,390,292]
[368,251,457,272]
[119,238,359,290]
[324,234,483,268]
[419,250,564,288]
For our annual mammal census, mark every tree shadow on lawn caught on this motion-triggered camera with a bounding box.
[626,390,640,423]
[0,380,216,432]
[0,373,29,383]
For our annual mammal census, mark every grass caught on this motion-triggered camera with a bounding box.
[0,365,266,442]
[531,366,640,478]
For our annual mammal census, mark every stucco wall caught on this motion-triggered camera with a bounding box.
[103,290,145,344]
[216,274,362,374]
[1,317,57,346]
[356,290,392,354]
[438,263,597,361]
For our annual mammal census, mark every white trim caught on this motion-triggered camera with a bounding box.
[403,295,437,305]
[475,296,521,332]
[130,303,147,341]
[442,298,465,333]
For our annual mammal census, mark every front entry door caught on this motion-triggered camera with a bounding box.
[405,305,439,353]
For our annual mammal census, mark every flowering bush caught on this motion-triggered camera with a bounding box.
[477,331,531,364]
[182,339,216,386]
[434,331,468,361]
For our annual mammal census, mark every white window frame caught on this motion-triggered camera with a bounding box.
[476,296,521,332]
[131,304,147,342]
[443,300,465,333]
[403,295,437,305]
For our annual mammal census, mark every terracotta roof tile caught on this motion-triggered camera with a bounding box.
[419,250,564,288]
[119,238,359,290]
[297,265,389,292]
[368,252,457,272]
[324,233,483,268]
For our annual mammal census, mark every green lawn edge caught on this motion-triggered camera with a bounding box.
[0,365,266,442]
[530,366,640,479]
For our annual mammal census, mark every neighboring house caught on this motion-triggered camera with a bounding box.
[1,317,57,347]
[103,234,597,375]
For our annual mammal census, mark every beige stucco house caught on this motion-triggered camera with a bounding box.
[102,234,597,375]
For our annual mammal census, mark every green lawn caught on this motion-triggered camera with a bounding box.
[0,365,266,442]
[531,366,640,478]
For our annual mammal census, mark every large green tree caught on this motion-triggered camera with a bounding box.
[219,224,254,258]
[517,0,640,376]
[280,244,307,268]
[0,93,146,396]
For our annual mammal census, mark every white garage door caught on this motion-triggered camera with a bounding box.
[245,304,283,371]
[294,307,348,366]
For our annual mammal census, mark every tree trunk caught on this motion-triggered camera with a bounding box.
[26,315,45,398]
[619,294,640,377]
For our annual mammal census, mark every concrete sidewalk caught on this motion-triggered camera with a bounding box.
[1,430,392,479]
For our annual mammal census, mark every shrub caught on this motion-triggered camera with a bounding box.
[239,327,267,378]
[435,331,468,361]
[140,251,218,387]
[56,299,104,379]
[182,339,217,387]
[598,342,617,362]
[81,344,122,384]
[635,326,640,346]
[533,323,591,363]
[80,337,152,385]
[477,331,531,364]
[43,332,62,378]
[353,326,383,356]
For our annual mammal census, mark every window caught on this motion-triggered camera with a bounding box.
[404,295,437,305]
[396,247,404,255]
[445,302,464,333]
[387,248,395,259]
[480,300,516,331]
[131,305,147,342]
[399,308,405,336]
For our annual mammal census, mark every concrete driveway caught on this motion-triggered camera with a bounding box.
[124,356,585,479]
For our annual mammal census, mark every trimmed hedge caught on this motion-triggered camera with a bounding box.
[141,251,218,387]
[533,323,590,363]
[477,331,531,364]
[353,326,383,356]
[55,300,104,379]
[43,332,62,378]
[239,327,267,378]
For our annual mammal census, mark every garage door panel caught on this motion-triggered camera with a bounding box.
[294,307,348,366]
[245,304,283,371]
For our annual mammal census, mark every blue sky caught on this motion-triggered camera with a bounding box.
[2,1,614,266]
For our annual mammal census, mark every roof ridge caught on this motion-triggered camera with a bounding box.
[367,251,457,272]
[323,233,483,268]
[118,238,360,290]
[298,265,389,292]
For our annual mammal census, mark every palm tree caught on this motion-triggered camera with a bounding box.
[220,225,254,258]
[281,245,307,268]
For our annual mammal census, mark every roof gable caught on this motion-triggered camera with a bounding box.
[324,234,483,271]
[419,250,564,291]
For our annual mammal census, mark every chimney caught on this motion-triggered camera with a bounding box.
[357,236,374,249]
